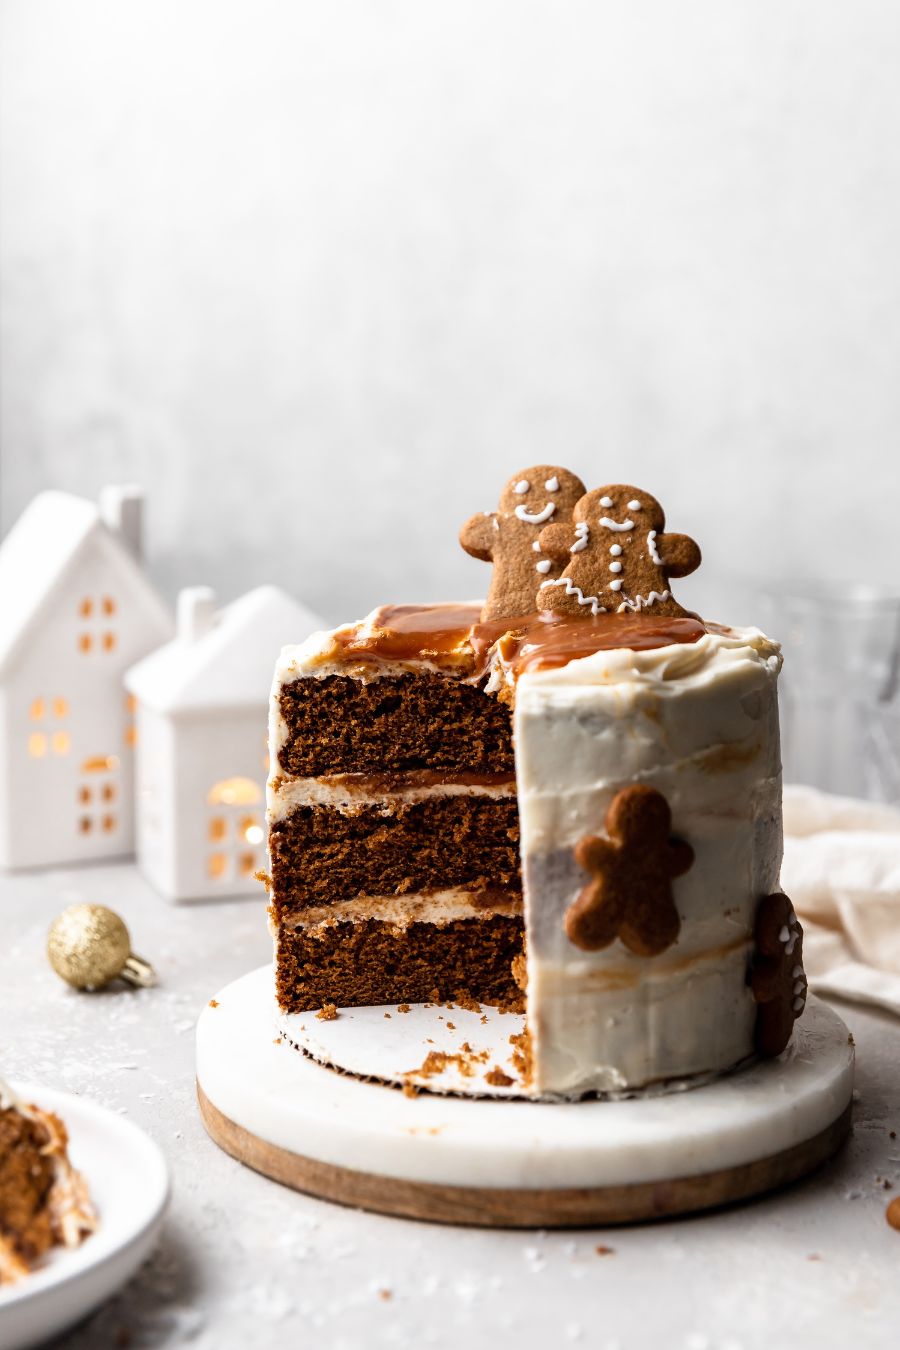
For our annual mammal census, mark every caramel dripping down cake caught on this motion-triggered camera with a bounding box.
[267,475,805,1097]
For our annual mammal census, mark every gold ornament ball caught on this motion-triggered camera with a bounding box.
[47,904,133,990]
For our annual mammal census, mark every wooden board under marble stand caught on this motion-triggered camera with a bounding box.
[195,965,855,1228]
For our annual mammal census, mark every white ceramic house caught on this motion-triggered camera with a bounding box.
[0,486,173,869]
[125,584,322,902]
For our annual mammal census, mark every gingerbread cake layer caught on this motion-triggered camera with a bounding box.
[269,793,521,916]
[275,914,524,1013]
[278,673,514,777]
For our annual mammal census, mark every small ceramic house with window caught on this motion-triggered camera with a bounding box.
[0,486,173,869]
[125,584,321,902]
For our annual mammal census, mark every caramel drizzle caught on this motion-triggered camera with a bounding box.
[319,603,711,680]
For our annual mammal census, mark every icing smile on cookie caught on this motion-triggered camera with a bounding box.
[598,516,635,532]
[515,502,557,525]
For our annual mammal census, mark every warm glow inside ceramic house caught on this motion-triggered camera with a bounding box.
[126,585,321,902]
[0,487,172,870]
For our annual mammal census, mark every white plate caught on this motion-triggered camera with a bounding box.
[0,1084,170,1350]
[198,966,855,1191]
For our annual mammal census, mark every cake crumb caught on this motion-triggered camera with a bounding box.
[255,870,272,891]
[316,1004,339,1022]
[397,1004,411,1014]
[208,999,219,1008]
[887,1197,900,1231]
[480,1014,488,1025]
[384,1013,391,1019]
[428,988,441,1004]
[509,1029,533,1083]
[452,991,482,1013]
[378,1288,393,1301]
[891,1130,897,1140]
[402,1082,420,1098]
[485,1066,514,1088]
[807,1253,822,1261]
[446,1022,456,1031]
[273,1038,282,1045]
[595,1244,615,1257]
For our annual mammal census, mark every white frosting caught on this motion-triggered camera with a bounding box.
[647,529,663,565]
[544,476,559,491]
[571,522,589,554]
[515,502,556,524]
[514,479,530,494]
[514,626,784,1095]
[268,774,514,822]
[599,516,634,532]
[535,559,552,575]
[277,888,522,932]
[616,589,670,611]
[539,575,605,616]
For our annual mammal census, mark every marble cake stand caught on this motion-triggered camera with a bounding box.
[195,964,854,1227]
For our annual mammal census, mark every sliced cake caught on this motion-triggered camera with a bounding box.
[266,471,806,1096]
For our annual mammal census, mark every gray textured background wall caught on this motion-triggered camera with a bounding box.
[2,0,900,627]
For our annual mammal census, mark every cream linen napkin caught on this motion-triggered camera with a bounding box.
[782,785,900,1016]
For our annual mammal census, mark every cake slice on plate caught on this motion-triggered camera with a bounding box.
[0,1078,97,1283]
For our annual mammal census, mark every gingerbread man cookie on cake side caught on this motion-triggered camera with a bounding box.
[459,465,586,621]
[536,483,701,619]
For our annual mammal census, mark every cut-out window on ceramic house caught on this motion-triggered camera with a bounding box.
[78,754,119,836]
[124,692,138,747]
[28,695,71,757]
[77,596,117,654]
[206,777,265,882]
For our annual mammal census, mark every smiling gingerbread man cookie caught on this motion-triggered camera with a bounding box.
[536,483,701,618]
[459,465,586,621]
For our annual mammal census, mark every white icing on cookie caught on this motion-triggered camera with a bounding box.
[599,517,635,533]
[532,540,542,552]
[570,522,589,554]
[544,476,559,491]
[535,559,552,574]
[516,502,556,525]
[628,499,642,511]
[616,590,671,613]
[647,530,663,566]
[540,576,606,616]
[609,579,623,591]
[514,480,530,494]
[609,561,622,574]
[610,544,622,556]
[599,496,613,508]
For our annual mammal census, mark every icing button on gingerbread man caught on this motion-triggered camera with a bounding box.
[459,465,586,621]
[750,893,807,1057]
[565,785,694,956]
[537,483,701,619]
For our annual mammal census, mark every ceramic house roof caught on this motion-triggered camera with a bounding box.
[0,489,172,678]
[125,585,323,714]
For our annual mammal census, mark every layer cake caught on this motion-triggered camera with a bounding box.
[266,471,805,1097]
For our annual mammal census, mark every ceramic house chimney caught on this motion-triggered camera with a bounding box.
[177,587,217,642]
[99,484,144,559]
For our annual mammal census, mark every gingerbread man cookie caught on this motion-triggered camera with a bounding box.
[750,893,807,1057]
[565,784,694,957]
[536,484,700,619]
[459,466,586,621]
